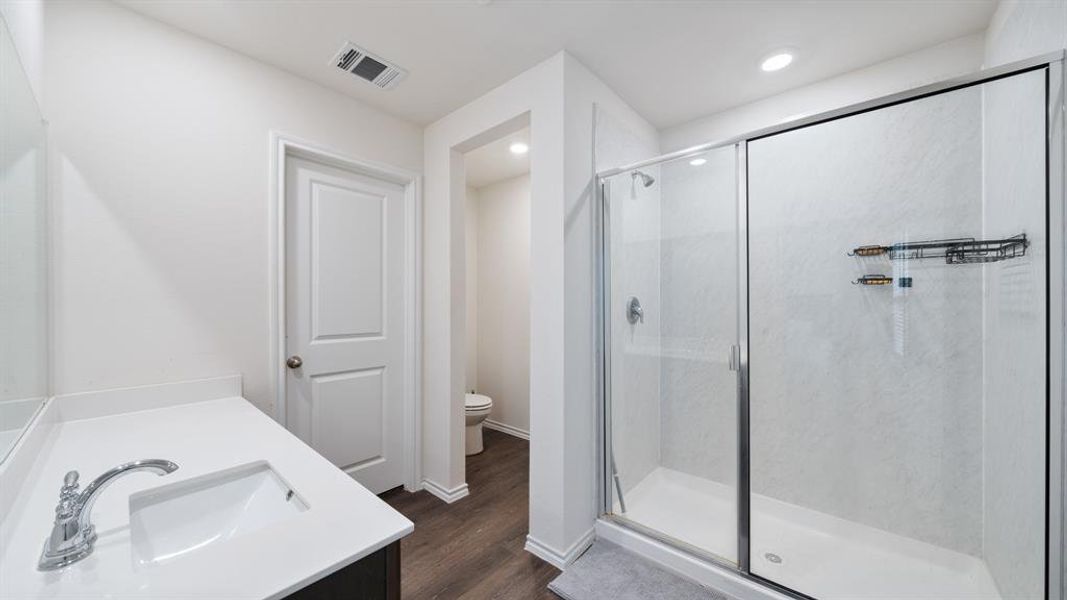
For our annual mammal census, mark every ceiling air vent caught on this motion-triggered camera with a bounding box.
[331,42,407,90]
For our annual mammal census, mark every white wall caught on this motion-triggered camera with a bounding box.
[562,55,660,553]
[423,50,657,566]
[472,174,531,434]
[0,0,42,106]
[422,53,561,526]
[43,0,423,414]
[465,185,479,392]
[984,0,1067,67]
[660,34,984,153]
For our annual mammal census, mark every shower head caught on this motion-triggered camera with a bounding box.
[631,170,655,188]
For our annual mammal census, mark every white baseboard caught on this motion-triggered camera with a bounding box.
[483,419,530,440]
[524,527,595,570]
[594,519,791,600]
[421,478,469,504]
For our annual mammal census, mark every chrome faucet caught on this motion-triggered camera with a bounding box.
[38,459,179,570]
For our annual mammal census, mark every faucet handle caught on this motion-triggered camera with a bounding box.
[54,499,75,520]
[60,471,80,498]
[53,471,80,520]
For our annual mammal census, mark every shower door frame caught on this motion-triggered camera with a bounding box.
[596,51,1066,600]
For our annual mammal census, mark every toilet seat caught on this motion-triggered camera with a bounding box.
[465,393,493,411]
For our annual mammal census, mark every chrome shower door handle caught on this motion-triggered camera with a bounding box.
[728,345,740,371]
[627,297,644,324]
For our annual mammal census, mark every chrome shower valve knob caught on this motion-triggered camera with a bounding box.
[627,297,644,324]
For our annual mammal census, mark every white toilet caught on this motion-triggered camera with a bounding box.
[464,393,493,455]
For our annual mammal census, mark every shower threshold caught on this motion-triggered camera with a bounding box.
[614,468,1001,600]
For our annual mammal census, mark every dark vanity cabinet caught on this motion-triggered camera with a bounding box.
[283,541,400,600]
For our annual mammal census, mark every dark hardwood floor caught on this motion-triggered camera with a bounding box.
[381,429,561,599]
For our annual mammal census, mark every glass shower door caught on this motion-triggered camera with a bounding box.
[746,68,1048,599]
[603,144,741,564]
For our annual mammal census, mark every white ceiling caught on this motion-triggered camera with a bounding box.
[464,127,530,189]
[116,0,997,129]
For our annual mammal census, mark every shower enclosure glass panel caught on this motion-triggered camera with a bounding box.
[747,68,1047,599]
[603,145,740,564]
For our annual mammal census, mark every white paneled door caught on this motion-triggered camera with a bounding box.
[285,156,405,494]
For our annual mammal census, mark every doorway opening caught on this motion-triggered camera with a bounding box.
[381,119,553,597]
[461,126,532,458]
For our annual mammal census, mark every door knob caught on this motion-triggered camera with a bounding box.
[286,355,303,369]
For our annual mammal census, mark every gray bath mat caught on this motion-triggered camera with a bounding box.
[548,540,733,600]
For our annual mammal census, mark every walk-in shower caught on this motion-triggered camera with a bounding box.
[597,56,1065,600]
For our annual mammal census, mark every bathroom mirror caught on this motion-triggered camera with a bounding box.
[0,17,48,463]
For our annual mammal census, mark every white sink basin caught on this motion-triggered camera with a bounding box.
[129,461,308,567]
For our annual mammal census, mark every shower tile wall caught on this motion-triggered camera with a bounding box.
[747,87,985,555]
[658,147,737,485]
[597,107,662,495]
[981,69,1046,600]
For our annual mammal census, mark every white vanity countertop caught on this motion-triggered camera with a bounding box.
[0,395,413,599]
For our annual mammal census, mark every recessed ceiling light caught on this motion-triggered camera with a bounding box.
[761,51,794,72]
[689,158,707,166]
[509,142,529,155]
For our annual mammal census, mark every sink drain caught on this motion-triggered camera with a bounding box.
[764,552,783,564]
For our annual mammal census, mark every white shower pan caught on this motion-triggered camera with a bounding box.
[616,468,1001,600]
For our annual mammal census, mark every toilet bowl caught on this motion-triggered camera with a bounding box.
[464,393,493,455]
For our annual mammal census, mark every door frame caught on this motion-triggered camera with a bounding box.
[269,131,423,492]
